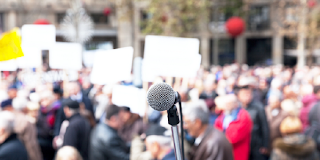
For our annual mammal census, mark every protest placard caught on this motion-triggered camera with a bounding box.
[17,45,42,68]
[142,35,200,82]
[112,85,146,116]
[90,47,133,84]
[21,25,56,50]
[49,42,82,70]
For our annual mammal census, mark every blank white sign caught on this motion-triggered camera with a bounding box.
[142,35,200,82]
[0,59,17,71]
[17,45,42,68]
[112,85,146,116]
[49,42,82,70]
[21,25,56,50]
[90,47,134,85]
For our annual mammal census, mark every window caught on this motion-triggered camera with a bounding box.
[90,13,109,24]
[248,5,270,31]
[218,39,235,65]
[0,13,3,33]
[56,13,65,24]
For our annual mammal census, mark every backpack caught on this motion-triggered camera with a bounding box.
[305,103,320,151]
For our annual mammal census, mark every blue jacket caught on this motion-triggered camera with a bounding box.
[162,149,176,160]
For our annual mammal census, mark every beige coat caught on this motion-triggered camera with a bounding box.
[14,111,42,160]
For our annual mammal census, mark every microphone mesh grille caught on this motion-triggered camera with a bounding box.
[147,83,176,111]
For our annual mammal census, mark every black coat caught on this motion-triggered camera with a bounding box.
[0,134,28,160]
[54,95,93,136]
[63,113,91,160]
[89,123,130,160]
[245,100,270,160]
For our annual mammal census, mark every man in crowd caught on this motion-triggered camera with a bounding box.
[265,94,288,149]
[62,99,91,160]
[55,82,93,139]
[145,124,175,160]
[89,104,129,160]
[12,97,42,160]
[56,146,83,160]
[0,111,28,160]
[118,106,146,143]
[237,85,270,160]
[183,101,234,160]
[215,94,253,160]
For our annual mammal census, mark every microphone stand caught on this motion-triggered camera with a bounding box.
[167,105,183,160]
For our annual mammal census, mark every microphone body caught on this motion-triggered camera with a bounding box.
[147,83,183,160]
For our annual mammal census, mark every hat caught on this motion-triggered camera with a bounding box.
[8,85,17,90]
[64,99,80,109]
[146,124,170,137]
[1,99,12,109]
[280,116,302,134]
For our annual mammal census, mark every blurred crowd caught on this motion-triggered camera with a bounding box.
[1,63,320,160]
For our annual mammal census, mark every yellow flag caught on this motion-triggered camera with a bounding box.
[0,28,24,61]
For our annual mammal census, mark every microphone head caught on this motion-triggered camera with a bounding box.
[147,82,176,111]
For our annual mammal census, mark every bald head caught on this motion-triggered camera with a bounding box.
[215,94,238,112]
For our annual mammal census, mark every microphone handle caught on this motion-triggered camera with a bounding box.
[171,125,183,160]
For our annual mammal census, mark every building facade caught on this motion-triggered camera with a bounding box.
[0,0,307,68]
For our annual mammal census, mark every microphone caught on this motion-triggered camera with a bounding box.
[147,82,176,111]
[146,82,183,160]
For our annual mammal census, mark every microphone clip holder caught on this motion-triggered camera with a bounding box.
[167,105,180,126]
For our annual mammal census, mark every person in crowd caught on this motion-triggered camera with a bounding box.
[199,80,218,100]
[144,124,175,160]
[37,91,59,160]
[306,85,320,153]
[12,97,42,160]
[0,111,28,160]
[237,85,270,160]
[215,94,253,160]
[55,82,93,138]
[62,100,91,160]
[118,106,146,143]
[56,146,83,160]
[26,101,40,124]
[258,79,269,105]
[267,78,283,100]
[271,116,319,160]
[300,85,318,132]
[89,104,129,160]
[7,85,17,100]
[265,95,288,150]
[183,101,234,160]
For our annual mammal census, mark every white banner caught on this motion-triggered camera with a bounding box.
[112,85,146,116]
[142,35,200,82]
[21,25,56,50]
[90,47,133,85]
[17,45,42,68]
[49,42,82,70]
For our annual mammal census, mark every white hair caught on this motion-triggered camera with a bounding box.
[12,98,28,111]
[183,101,209,124]
[146,135,172,148]
[0,111,14,133]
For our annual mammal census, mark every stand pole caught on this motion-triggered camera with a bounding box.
[167,106,183,160]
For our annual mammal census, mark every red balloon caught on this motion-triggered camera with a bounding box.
[103,7,112,16]
[308,0,316,8]
[34,19,50,25]
[225,17,245,37]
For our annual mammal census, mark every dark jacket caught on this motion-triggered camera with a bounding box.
[63,113,91,160]
[271,134,319,160]
[0,134,28,160]
[54,96,93,136]
[118,113,146,143]
[265,107,288,149]
[188,126,234,160]
[307,102,320,152]
[245,100,270,160]
[89,123,130,160]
